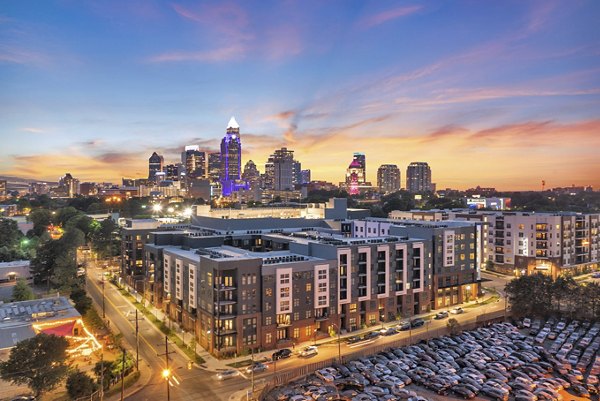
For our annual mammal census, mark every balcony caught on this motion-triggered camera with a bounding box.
[315,314,329,322]
[216,314,236,320]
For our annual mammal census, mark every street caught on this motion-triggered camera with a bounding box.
[86,262,249,401]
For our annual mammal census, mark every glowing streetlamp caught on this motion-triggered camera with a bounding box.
[153,204,162,213]
[183,208,193,218]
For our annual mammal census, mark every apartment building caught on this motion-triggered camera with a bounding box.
[349,218,482,310]
[389,209,600,278]
[143,224,429,357]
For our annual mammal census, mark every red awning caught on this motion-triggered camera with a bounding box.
[41,321,75,337]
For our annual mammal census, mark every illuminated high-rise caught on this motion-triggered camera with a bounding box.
[220,117,243,196]
[345,152,366,195]
[182,146,206,178]
[406,162,432,193]
[377,164,401,194]
[148,152,164,182]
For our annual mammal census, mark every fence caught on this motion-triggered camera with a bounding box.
[257,309,509,400]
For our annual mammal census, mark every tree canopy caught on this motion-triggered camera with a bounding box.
[66,370,97,399]
[12,278,34,301]
[0,333,70,397]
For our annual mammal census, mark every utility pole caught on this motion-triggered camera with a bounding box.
[129,309,140,370]
[102,278,106,319]
[158,335,175,401]
[120,348,126,401]
[250,347,255,401]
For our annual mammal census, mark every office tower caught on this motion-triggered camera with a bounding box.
[265,147,295,191]
[59,173,79,198]
[292,161,302,186]
[182,146,206,178]
[242,160,261,188]
[377,164,401,194]
[164,164,179,181]
[220,117,242,195]
[406,162,432,193]
[207,152,221,182]
[352,153,366,184]
[345,153,366,195]
[148,152,164,182]
[0,180,6,199]
[301,169,311,185]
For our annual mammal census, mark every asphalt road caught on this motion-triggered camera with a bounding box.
[86,262,249,401]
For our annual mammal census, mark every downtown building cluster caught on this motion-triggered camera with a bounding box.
[120,199,483,357]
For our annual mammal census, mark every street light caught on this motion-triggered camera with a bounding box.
[331,322,342,362]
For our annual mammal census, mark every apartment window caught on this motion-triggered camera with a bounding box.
[280,300,290,312]
[306,283,312,292]
[293,328,300,338]
[318,282,327,293]
[318,269,327,280]
[294,312,300,321]
[265,288,272,297]
[305,326,312,336]
[350,303,357,313]
[266,333,272,344]
[280,273,290,284]
[280,287,290,298]
[252,274,257,284]
[318,295,327,306]
[305,310,312,319]
[293,298,299,307]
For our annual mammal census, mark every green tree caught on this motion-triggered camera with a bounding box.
[70,286,92,315]
[0,218,23,249]
[0,333,69,398]
[66,370,97,399]
[28,209,52,237]
[12,278,34,301]
[447,318,461,335]
[30,238,64,286]
[93,360,117,390]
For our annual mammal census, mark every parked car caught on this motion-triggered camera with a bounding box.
[299,346,318,357]
[411,318,425,328]
[216,369,239,380]
[346,336,362,344]
[396,321,411,331]
[272,348,293,360]
[451,307,464,314]
[435,311,449,320]
[522,318,532,328]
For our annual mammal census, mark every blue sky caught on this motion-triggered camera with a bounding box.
[1,0,599,189]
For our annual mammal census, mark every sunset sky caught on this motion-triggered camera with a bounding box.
[1,1,599,190]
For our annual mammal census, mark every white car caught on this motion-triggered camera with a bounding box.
[450,307,464,314]
[299,345,318,357]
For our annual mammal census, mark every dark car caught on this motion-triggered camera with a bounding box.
[272,348,292,360]
[434,311,449,320]
[411,318,425,328]
[364,331,381,340]
[346,336,362,344]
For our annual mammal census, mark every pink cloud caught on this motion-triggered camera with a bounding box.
[359,5,422,29]
[148,44,245,63]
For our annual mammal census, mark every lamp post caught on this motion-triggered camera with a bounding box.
[331,322,342,362]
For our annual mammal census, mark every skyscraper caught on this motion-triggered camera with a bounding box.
[148,152,164,182]
[265,147,295,191]
[345,153,366,195]
[352,152,366,183]
[406,162,432,193]
[377,164,401,194]
[293,161,302,186]
[207,152,221,182]
[181,146,206,178]
[220,117,243,196]
[242,160,261,188]
[59,173,79,198]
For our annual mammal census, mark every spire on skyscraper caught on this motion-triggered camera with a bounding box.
[227,116,239,129]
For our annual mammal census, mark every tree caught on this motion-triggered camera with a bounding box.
[12,278,34,301]
[28,209,52,237]
[447,318,461,335]
[66,370,97,399]
[30,238,64,286]
[0,333,69,397]
[93,360,118,390]
[70,286,92,315]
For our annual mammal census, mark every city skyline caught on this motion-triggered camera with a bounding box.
[1,1,599,190]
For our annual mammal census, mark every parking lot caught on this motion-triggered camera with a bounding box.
[263,318,600,401]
